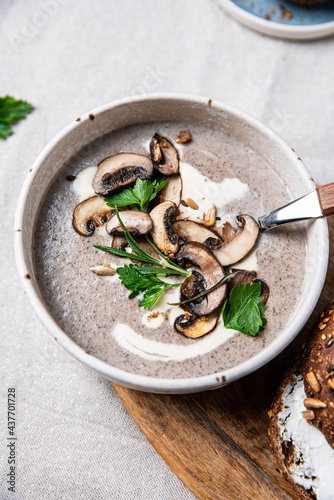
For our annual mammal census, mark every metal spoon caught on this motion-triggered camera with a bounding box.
[257,182,334,232]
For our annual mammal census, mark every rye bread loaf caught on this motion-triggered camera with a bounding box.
[300,300,334,447]
[269,300,334,500]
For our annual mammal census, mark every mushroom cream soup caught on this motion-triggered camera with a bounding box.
[33,122,307,378]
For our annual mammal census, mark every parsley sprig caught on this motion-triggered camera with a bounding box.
[93,206,190,276]
[0,96,33,138]
[104,176,167,212]
[222,282,267,337]
[117,264,181,309]
[93,206,191,308]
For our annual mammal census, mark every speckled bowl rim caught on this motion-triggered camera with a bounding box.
[216,0,334,40]
[14,93,329,394]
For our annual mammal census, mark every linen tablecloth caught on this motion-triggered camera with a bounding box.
[1,0,333,498]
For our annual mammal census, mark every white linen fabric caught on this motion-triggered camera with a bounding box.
[0,0,333,498]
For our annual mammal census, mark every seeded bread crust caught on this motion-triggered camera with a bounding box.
[300,299,334,448]
[268,364,315,500]
[269,300,334,500]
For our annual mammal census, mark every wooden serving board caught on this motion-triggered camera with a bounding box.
[113,215,334,500]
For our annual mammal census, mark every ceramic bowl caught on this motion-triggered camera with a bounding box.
[14,94,329,394]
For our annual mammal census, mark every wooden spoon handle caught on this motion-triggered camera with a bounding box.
[317,183,334,217]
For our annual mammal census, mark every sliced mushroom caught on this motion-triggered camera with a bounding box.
[176,242,226,317]
[158,174,182,206]
[150,135,163,163]
[172,220,223,251]
[227,269,257,291]
[111,235,128,250]
[253,279,270,305]
[214,215,259,266]
[72,196,114,236]
[221,221,237,242]
[106,210,152,235]
[93,153,153,195]
[226,270,270,305]
[180,270,205,303]
[150,134,179,176]
[149,201,179,256]
[174,311,219,338]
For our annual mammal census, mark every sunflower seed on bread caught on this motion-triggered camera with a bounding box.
[269,300,334,500]
[300,300,334,446]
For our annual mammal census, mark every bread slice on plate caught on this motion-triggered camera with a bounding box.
[269,300,334,500]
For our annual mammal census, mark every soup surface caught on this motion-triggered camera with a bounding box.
[33,122,307,378]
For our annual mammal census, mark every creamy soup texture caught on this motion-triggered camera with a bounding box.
[33,122,307,378]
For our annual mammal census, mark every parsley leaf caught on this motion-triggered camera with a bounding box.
[222,282,267,337]
[0,96,33,138]
[103,190,139,209]
[117,264,181,309]
[149,175,168,201]
[132,180,155,210]
[104,176,167,212]
[140,286,167,309]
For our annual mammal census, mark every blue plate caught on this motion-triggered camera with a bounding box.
[236,0,334,25]
[217,0,334,39]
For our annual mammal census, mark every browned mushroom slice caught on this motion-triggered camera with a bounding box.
[158,174,182,206]
[214,215,259,266]
[253,279,270,305]
[174,311,219,338]
[150,133,179,176]
[221,221,237,242]
[179,271,205,303]
[226,270,270,305]
[176,242,226,317]
[149,201,179,256]
[150,135,163,163]
[72,196,114,236]
[172,220,222,251]
[93,153,153,195]
[106,210,152,235]
[226,269,257,292]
